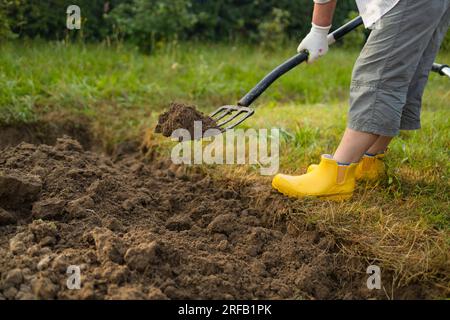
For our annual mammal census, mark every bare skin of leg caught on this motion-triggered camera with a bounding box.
[333,128,379,163]
[366,136,393,154]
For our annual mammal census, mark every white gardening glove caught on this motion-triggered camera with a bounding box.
[297,23,331,64]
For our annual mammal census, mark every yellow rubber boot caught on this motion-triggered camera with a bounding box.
[306,164,318,174]
[272,155,358,201]
[355,153,385,181]
[307,153,385,181]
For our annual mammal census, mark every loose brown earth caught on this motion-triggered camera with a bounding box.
[155,103,218,139]
[0,122,429,300]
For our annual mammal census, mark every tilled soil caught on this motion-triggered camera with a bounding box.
[0,136,393,300]
[0,118,94,151]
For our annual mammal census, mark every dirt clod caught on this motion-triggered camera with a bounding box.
[207,214,237,236]
[31,277,58,299]
[3,269,23,288]
[155,102,218,138]
[0,170,42,211]
[29,220,58,242]
[32,198,66,220]
[66,196,95,219]
[165,215,193,231]
[0,208,16,226]
[92,228,126,264]
[124,241,159,271]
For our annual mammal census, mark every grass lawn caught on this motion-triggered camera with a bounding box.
[1,40,449,296]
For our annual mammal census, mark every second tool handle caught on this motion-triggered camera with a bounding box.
[237,16,364,107]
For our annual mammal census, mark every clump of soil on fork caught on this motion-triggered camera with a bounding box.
[155,103,218,138]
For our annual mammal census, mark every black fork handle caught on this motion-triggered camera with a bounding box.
[238,16,364,107]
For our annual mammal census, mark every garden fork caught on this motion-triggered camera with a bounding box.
[210,16,365,132]
[211,16,449,133]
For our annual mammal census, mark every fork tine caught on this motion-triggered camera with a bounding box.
[210,106,229,118]
[210,105,254,132]
[210,106,234,120]
[214,109,235,121]
[225,110,254,130]
[217,109,245,127]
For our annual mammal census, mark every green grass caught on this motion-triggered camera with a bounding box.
[0,40,357,123]
[247,102,449,225]
[1,40,449,292]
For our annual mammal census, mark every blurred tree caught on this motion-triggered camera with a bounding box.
[2,0,121,40]
[12,0,449,57]
[108,0,359,51]
[440,32,450,52]
[110,0,196,52]
[0,1,16,39]
[258,8,291,48]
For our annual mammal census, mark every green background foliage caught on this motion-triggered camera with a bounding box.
[0,0,361,51]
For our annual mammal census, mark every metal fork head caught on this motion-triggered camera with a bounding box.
[210,105,255,132]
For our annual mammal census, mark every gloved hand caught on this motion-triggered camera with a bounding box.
[297,23,331,64]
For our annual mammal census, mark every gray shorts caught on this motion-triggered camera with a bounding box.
[348,0,450,137]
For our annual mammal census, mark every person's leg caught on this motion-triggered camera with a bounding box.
[400,5,450,131]
[366,136,393,155]
[361,3,449,160]
[272,0,448,200]
[362,2,450,159]
[344,0,445,161]
[356,2,450,182]
[333,128,379,163]
[328,133,392,181]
